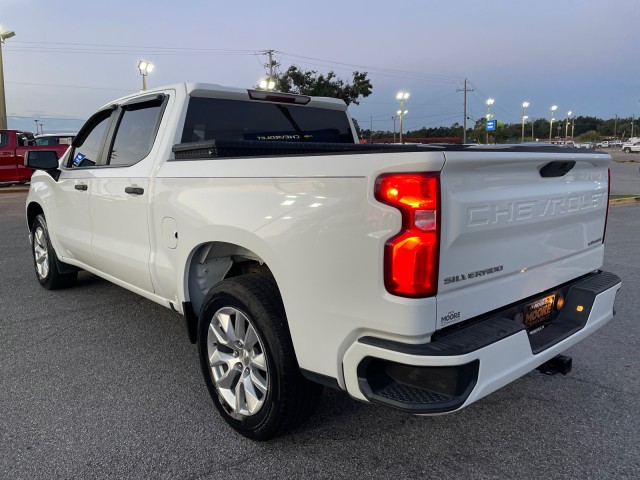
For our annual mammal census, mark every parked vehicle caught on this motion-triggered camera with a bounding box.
[622,138,640,153]
[596,141,609,148]
[34,133,76,146]
[622,142,640,153]
[579,142,594,149]
[25,83,621,440]
[0,130,69,184]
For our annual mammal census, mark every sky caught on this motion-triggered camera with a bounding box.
[1,0,638,135]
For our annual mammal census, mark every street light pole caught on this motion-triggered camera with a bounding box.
[397,109,408,143]
[531,119,535,140]
[565,110,572,139]
[486,98,494,144]
[549,105,558,141]
[392,115,396,143]
[396,91,409,143]
[137,60,154,91]
[0,27,16,130]
[571,115,576,139]
[521,101,529,142]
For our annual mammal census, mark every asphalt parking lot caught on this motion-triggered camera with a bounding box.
[1,190,639,479]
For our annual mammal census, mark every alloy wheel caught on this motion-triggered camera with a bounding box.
[33,227,49,280]
[206,306,269,419]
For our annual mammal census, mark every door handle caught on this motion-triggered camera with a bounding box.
[74,184,88,191]
[125,186,144,195]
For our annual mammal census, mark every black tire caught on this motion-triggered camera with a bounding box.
[31,214,78,290]
[623,148,630,153]
[197,274,323,440]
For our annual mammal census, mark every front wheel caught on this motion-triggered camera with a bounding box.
[623,147,631,153]
[31,214,77,290]
[197,274,323,440]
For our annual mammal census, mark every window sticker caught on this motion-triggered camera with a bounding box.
[73,152,86,166]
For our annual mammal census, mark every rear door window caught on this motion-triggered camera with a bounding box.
[181,97,354,144]
[107,98,165,167]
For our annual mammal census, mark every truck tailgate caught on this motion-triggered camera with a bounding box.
[436,151,610,330]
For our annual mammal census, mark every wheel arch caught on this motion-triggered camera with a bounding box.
[182,240,283,343]
[26,201,44,231]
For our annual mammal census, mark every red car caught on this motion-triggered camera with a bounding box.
[0,130,69,184]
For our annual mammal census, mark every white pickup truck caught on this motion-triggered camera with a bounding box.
[25,83,621,440]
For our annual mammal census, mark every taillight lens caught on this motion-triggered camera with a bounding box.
[375,173,440,297]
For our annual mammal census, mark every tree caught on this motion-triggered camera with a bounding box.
[578,130,601,143]
[274,66,372,106]
[351,118,363,138]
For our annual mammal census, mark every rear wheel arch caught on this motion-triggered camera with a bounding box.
[185,241,278,322]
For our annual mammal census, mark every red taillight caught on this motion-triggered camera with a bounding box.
[603,167,610,243]
[375,173,440,297]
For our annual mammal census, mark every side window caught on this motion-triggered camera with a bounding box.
[0,132,8,148]
[68,111,113,168]
[108,99,163,167]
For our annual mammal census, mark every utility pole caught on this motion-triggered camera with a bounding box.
[614,114,618,141]
[34,119,39,135]
[370,116,373,144]
[261,50,277,89]
[631,114,635,138]
[457,78,473,143]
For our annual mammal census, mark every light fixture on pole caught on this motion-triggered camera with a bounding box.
[521,101,530,142]
[259,79,275,90]
[571,114,576,139]
[0,26,16,130]
[486,98,495,144]
[549,105,558,140]
[565,110,572,139]
[137,60,154,91]
[396,91,409,143]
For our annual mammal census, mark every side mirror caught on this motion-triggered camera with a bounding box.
[24,150,60,170]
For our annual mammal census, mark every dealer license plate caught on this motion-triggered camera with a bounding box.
[523,295,555,329]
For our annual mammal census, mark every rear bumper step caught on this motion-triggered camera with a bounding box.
[347,271,621,414]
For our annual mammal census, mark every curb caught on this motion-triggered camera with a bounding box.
[0,185,29,194]
[610,196,640,205]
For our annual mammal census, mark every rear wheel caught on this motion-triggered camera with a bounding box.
[31,214,77,290]
[623,147,631,153]
[197,274,323,440]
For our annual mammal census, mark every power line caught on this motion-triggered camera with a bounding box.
[281,51,463,83]
[7,81,130,92]
[8,40,257,54]
[8,114,87,121]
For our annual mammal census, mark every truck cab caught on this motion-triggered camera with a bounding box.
[0,130,69,184]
